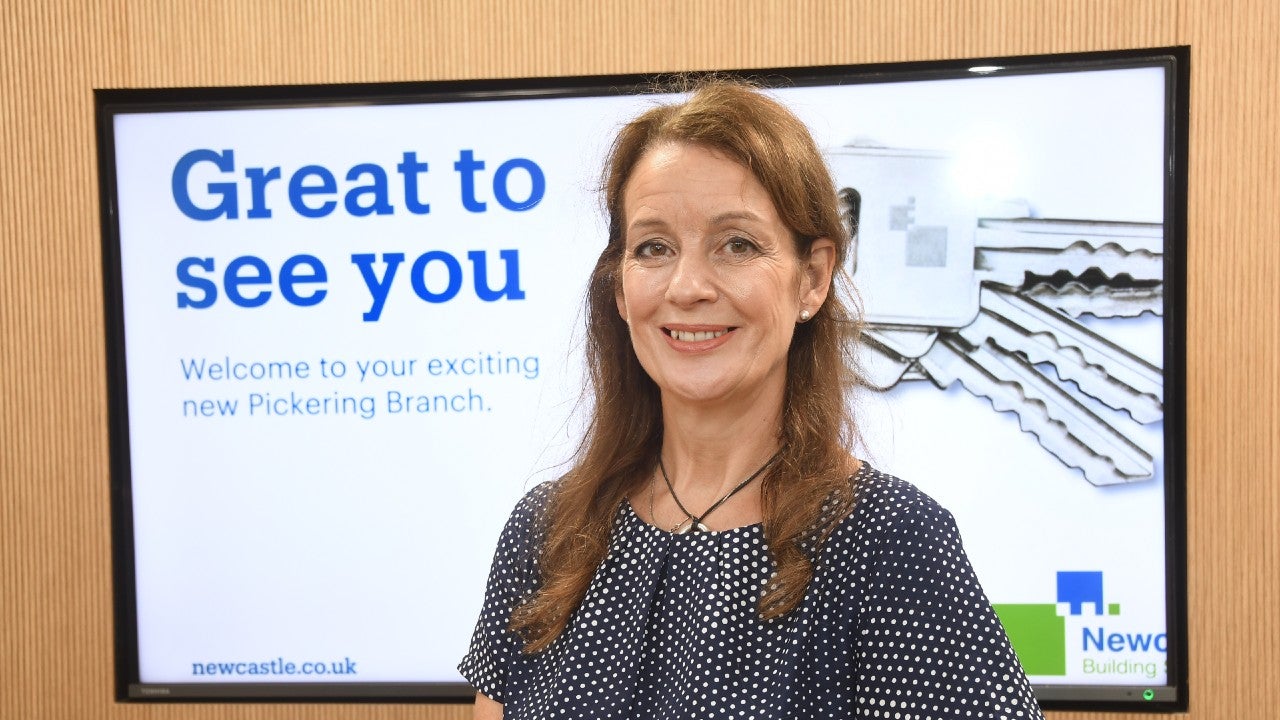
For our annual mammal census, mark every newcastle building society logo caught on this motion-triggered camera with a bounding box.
[992,571,1167,677]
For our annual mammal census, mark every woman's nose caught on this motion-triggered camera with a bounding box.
[664,253,718,306]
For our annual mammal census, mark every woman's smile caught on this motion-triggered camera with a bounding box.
[662,325,735,348]
[615,141,823,408]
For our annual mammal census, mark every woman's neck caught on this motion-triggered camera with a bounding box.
[656,383,784,502]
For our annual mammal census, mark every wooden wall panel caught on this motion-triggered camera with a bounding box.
[2,0,1275,718]
[1179,0,1280,715]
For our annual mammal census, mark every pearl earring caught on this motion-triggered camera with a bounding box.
[799,309,811,322]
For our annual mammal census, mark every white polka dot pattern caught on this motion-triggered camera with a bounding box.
[459,464,1044,719]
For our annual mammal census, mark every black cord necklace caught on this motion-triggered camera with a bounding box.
[656,449,782,534]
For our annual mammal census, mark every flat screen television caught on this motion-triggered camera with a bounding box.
[98,46,1189,711]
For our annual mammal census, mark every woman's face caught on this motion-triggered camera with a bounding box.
[616,141,834,409]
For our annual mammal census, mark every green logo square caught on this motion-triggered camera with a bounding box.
[993,603,1066,676]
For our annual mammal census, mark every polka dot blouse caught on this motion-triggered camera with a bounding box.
[459,463,1043,719]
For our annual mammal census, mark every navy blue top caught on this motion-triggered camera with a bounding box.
[459,463,1043,719]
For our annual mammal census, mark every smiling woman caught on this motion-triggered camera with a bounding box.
[616,141,836,411]
[458,80,1044,720]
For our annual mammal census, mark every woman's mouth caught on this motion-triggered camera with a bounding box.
[666,328,730,342]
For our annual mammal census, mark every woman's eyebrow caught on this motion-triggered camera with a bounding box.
[627,210,763,234]
[708,210,763,225]
[628,216,665,230]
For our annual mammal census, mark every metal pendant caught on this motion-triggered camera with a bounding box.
[674,519,710,534]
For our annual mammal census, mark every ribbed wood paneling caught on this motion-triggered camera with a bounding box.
[2,0,1276,718]
[1179,1,1280,717]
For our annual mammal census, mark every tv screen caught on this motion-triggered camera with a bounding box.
[99,47,1188,710]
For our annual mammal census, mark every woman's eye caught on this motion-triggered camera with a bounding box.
[636,241,671,258]
[724,237,757,255]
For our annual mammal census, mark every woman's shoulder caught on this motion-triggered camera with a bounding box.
[814,462,972,590]
[492,479,556,547]
[835,461,958,542]
[511,479,556,517]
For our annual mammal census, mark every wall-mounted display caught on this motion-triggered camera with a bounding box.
[98,46,1188,710]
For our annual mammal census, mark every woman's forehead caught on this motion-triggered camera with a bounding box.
[622,143,775,219]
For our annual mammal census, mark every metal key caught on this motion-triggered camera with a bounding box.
[915,337,1155,485]
[826,143,1166,484]
[976,243,1162,289]
[826,146,980,329]
[976,218,1162,254]
[858,327,938,390]
[956,286,1163,422]
[1021,282,1163,320]
[975,218,1164,318]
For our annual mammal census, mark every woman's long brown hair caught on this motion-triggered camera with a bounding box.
[509,79,863,653]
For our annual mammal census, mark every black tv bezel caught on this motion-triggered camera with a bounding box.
[97,46,1190,711]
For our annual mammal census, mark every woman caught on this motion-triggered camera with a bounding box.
[460,81,1043,720]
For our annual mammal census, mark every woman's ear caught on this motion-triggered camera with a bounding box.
[799,237,837,316]
[615,278,628,324]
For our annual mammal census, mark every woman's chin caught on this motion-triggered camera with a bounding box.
[655,372,780,411]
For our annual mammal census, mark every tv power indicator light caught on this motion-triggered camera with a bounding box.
[1142,689,1156,701]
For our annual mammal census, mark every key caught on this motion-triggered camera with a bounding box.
[1021,282,1163,319]
[974,218,1164,305]
[972,213,1167,315]
[976,218,1162,254]
[858,327,938,390]
[956,287,1163,421]
[915,337,1155,485]
[827,143,1165,484]
[976,242,1162,289]
[826,146,980,329]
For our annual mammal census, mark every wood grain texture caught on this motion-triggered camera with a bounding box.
[2,0,1275,717]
